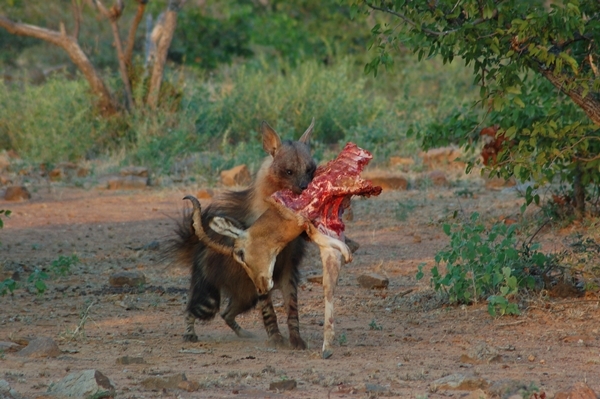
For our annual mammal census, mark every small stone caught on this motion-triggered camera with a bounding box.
[362,172,407,190]
[4,186,31,201]
[269,379,297,391]
[196,189,214,199]
[220,165,251,187]
[108,271,146,287]
[420,146,464,170]
[389,156,415,167]
[365,383,387,393]
[106,175,148,190]
[428,170,449,186]
[461,342,501,364]
[430,374,489,391]
[464,389,489,399]
[307,275,323,284]
[345,236,360,253]
[18,337,60,358]
[140,373,187,390]
[555,382,599,399]
[178,380,200,392]
[527,354,535,362]
[482,379,528,398]
[47,370,115,398]
[48,168,63,181]
[116,356,146,365]
[357,273,389,289]
[0,341,21,352]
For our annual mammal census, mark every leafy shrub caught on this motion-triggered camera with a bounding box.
[50,254,79,277]
[0,76,107,163]
[417,213,552,316]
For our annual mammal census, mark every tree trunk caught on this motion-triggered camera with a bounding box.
[573,161,586,218]
[146,0,185,109]
[0,16,118,116]
[539,68,600,127]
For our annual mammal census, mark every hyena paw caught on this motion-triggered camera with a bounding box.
[267,333,286,348]
[183,333,199,342]
[289,335,307,350]
[236,329,255,339]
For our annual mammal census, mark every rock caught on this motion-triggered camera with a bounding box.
[464,389,489,399]
[389,157,415,168]
[345,236,360,253]
[47,369,115,398]
[460,342,501,364]
[365,383,388,393]
[486,380,530,399]
[177,380,200,392]
[48,168,63,182]
[428,170,449,186]
[420,146,464,170]
[362,172,407,190]
[116,356,146,365]
[220,165,251,187]
[555,382,599,399]
[269,379,297,391]
[307,275,323,284]
[108,271,146,287]
[17,337,60,358]
[105,175,149,190]
[0,341,21,352]
[4,186,31,201]
[196,189,214,199]
[0,379,20,399]
[0,152,10,171]
[484,174,517,190]
[140,373,187,390]
[357,273,389,289]
[430,374,490,391]
[120,166,149,177]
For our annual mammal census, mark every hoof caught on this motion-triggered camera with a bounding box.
[183,333,199,343]
[322,349,333,359]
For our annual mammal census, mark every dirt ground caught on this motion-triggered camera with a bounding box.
[1,174,600,398]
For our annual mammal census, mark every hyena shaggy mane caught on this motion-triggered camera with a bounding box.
[168,120,316,349]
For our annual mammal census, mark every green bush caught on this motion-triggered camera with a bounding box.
[417,213,552,316]
[0,76,107,163]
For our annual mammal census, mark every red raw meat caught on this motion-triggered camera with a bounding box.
[272,142,382,237]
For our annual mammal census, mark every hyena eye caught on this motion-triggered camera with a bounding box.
[286,169,293,176]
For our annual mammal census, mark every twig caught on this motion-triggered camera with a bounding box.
[496,319,527,327]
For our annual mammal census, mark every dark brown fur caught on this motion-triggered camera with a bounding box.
[169,121,316,348]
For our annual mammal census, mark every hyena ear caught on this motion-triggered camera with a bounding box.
[299,117,314,145]
[261,121,282,157]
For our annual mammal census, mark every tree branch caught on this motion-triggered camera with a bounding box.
[71,0,82,39]
[365,2,496,37]
[0,16,118,115]
[125,0,148,67]
[147,0,186,108]
[90,0,134,110]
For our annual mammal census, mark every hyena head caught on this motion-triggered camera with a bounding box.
[262,119,317,195]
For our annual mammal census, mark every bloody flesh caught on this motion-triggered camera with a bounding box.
[272,142,382,238]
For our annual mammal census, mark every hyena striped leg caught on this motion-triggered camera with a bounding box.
[319,246,343,359]
[183,312,198,342]
[281,278,306,350]
[220,299,255,338]
[185,274,220,342]
[258,294,285,347]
